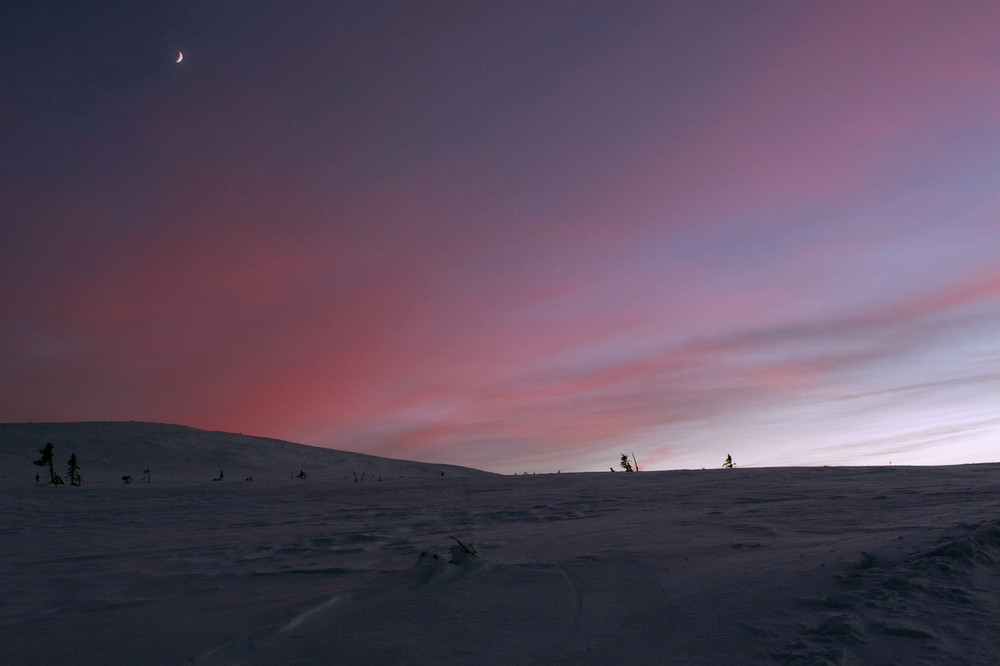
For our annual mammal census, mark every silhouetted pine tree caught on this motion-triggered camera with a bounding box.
[67,453,82,486]
[619,454,634,472]
[33,443,64,485]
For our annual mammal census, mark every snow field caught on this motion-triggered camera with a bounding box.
[3,461,1000,664]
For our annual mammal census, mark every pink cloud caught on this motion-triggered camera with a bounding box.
[367,254,1000,469]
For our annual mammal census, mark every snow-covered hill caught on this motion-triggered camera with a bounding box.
[0,422,493,485]
[2,424,999,664]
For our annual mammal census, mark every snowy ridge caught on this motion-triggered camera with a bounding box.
[0,422,493,484]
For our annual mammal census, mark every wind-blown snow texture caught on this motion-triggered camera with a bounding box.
[2,423,999,665]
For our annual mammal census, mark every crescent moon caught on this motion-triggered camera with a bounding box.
[175,51,183,63]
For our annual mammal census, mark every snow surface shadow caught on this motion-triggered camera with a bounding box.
[197,540,683,666]
[775,519,1000,665]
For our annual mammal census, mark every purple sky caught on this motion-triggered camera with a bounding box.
[3,1,1000,472]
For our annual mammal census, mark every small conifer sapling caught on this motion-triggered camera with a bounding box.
[67,453,82,486]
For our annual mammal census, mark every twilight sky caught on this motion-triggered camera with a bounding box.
[3,1,1000,473]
